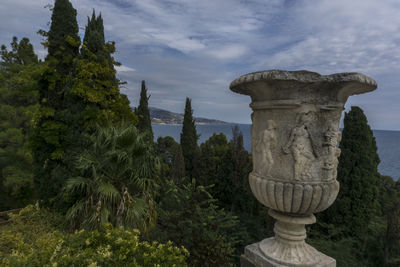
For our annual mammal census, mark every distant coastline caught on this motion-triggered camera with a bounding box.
[150,107,230,125]
[152,122,231,125]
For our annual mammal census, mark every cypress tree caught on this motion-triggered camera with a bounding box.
[32,0,81,207]
[47,0,80,74]
[171,145,185,184]
[137,80,153,139]
[180,98,198,177]
[321,106,381,238]
[381,176,400,265]
[72,10,137,131]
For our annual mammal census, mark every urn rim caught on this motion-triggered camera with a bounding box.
[229,69,377,103]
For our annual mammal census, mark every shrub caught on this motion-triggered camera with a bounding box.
[0,205,188,266]
[151,179,237,266]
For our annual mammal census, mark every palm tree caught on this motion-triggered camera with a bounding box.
[65,124,158,232]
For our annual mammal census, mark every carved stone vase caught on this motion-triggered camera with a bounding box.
[230,70,377,267]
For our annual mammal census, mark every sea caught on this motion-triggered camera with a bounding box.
[153,124,400,181]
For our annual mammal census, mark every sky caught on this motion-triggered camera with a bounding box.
[1,0,400,130]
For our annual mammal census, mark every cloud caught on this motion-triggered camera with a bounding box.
[115,65,136,73]
[1,0,400,129]
[207,45,248,60]
[255,0,400,75]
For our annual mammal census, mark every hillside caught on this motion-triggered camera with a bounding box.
[149,107,229,124]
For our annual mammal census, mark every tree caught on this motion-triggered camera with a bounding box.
[46,0,80,72]
[197,129,269,263]
[171,145,185,184]
[32,0,81,207]
[151,179,239,266]
[321,106,380,237]
[180,98,199,177]
[156,136,179,180]
[64,124,158,232]
[0,37,41,209]
[33,5,137,208]
[73,10,137,131]
[380,176,400,266]
[136,80,153,139]
[81,11,110,65]
[157,136,178,165]
[198,133,230,186]
[213,126,253,213]
[313,106,383,266]
[0,37,38,65]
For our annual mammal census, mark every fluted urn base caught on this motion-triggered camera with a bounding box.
[241,210,336,267]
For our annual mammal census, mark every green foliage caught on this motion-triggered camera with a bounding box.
[0,204,65,266]
[171,145,185,184]
[197,128,270,264]
[1,37,38,65]
[33,4,137,209]
[0,205,188,267]
[136,80,153,139]
[65,124,158,232]
[152,179,238,266]
[32,0,81,208]
[73,10,137,131]
[0,37,41,209]
[380,175,400,265]
[198,133,230,186]
[47,0,80,74]
[307,237,360,267]
[51,224,188,267]
[214,126,254,214]
[180,98,199,177]
[157,136,179,165]
[81,11,110,66]
[315,106,386,266]
[155,136,186,184]
[320,106,381,236]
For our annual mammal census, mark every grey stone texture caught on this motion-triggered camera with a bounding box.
[229,70,377,267]
[241,242,336,267]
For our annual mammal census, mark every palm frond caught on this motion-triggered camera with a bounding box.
[97,182,120,204]
[65,176,92,195]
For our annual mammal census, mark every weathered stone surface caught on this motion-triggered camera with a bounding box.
[241,242,336,267]
[229,70,377,267]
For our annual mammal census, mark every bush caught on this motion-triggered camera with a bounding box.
[0,205,188,266]
[151,179,238,267]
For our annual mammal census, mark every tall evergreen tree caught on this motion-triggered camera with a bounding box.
[381,176,400,265]
[0,37,41,209]
[32,0,81,207]
[46,0,80,74]
[156,136,178,180]
[72,10,137,131]
[171,145,185,184]
[320,106,381,238]
[136,80,153,139]
[81,11,110,65]
[180,98,198,177]
[214,126,253,213]
[198,133,230,186]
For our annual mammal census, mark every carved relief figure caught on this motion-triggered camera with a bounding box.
[323,122,341,158]
[283,113,316,181]
[322,123,342,180]
[255,120,277,176]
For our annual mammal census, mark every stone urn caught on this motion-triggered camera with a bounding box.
[230,70,376,267]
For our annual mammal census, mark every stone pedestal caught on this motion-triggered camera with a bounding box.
[241,242,335,267]
[241,209,336,267]
[229,70,377,267]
